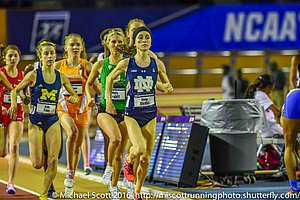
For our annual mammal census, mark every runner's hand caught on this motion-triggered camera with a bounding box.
[69,95,79,104]
[87,97,95,107]
[8,105,17,120]
[2,106,8,115]
[163,83,173,94]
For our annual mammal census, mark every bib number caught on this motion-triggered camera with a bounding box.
[133,95,155,107]
[30,103,56,115]
[63,82,82,96]
[3,93,21,104]
[112,88,125,100]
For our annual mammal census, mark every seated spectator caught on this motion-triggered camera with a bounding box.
[245,74,282,138]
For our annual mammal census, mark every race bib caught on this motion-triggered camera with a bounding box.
[33,102,56,115]
[133,95,155,107]
[112,88,126,100]
[3,93,22,104]
[63,82,82,96]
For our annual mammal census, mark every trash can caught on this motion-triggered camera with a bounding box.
[200,99,265,183]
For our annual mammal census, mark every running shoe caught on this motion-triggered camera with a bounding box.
[109,184,120,200]
[122,176,135,189]
[126,184,135,199]
[64,174,74,198]
[39,194,48,200]
[6,183,16,194]
[101,166,113,185]
[124,156,134,183]
[48,184,58,199]
[132,190,143,200]
[287,187,298,196]
[84,166,93,175]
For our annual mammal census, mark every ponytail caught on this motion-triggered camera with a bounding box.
[117,44,136,57]
[245,74,273,99]
[245,84,258,99]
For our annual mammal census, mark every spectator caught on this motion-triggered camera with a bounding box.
[221,65,235,99]
[245,74,282,138]
[270,61,286,108]
[236,68,249,98]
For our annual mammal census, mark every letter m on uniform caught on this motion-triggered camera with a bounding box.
[40,89,58,101]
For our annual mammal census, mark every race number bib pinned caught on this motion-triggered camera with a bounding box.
[112,88,126,100]
[3,92,22,104]
[133,95,155,107]
[63,82,83,96]
[36,102,57,115]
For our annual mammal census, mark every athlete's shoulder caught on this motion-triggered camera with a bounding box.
[148,50,158,59]
[54,60,64,70]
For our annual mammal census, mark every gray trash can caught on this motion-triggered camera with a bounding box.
[201,99,265,184]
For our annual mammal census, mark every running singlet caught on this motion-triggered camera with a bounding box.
[30,68,61,116]
[57,59,88,114]
[0,67,23,111]
[100,57,126,110]
[125,57,158,113]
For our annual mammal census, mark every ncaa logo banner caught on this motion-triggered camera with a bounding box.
[151,4,300,52]
[30,11,70,52]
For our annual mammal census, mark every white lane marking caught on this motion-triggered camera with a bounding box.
[5,156,192,200]
[0,179,40,196]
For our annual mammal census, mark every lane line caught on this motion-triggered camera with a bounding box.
[0,179,40,196]
[5,156,192,200]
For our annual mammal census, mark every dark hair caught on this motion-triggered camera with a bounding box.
[2,45,21,58]
[245,74,273,98]
[132,26,152,45]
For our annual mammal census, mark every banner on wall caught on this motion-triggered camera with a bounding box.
[6,7,184,54]
[7,4,300,53]
[30,11,70,52]
[150,4,300,52]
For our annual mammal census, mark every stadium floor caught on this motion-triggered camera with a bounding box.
[0,139,296,200]
[0,88,294,200]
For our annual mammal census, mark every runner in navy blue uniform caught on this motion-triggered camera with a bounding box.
[106,27,173,200]
[9,40,79,200]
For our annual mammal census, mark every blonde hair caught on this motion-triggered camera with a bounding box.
[105,28,125,45]
[63,33,87,59]
[125,19,145,37]
[36,40,56,59]
[116,19,146,57]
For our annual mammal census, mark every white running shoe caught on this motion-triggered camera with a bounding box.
[122,176,135,189]
[109,184,120,200]
[126,184,135,199]
[101,166,113,185]
[64,186,73,198]
[64,178,74,198]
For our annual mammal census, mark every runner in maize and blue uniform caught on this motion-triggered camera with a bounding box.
[106,26,173,200]
[9,40,79,200]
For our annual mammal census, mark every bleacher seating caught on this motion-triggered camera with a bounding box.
[180,104,202,123]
